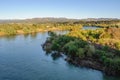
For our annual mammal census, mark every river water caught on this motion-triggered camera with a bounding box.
[83,26,101,30]
[0,30,119,80]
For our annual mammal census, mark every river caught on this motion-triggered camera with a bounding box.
[83,26,101,30]
[0,30,119,80]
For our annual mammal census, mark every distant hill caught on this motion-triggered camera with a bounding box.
[0,17,79,23]
[0,17,119,23]
[81,18,120,21]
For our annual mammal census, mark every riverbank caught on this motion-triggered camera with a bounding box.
[0,28,64,36]
[0,23,83,36]
[42,29,120,76]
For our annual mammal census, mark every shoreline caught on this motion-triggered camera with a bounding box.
[43,42,119,77]
[42,31,120,77]
[0,28,65,37]
[65,57,113,76]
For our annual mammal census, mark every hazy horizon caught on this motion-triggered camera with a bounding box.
[0,0,120,19]
[0,17,120,20]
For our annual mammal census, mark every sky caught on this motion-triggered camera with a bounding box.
[0,0,120,19]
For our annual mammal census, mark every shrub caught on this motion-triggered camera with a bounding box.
[76,48,85,58]
[84,45,95,57]
[63,41,78,56]
[51,41,60,51]
[115,42,120,50]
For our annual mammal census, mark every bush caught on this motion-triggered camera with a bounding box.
[115,42,120,50]
[74,39,88,48]
[51,41,60,51]
[48,31,56,37]
[102,46,109,51]
[76,48,85,58]
[84,45,95,57]
[63,41,78,56]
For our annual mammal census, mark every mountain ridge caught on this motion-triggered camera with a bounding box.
[0,17,119,23]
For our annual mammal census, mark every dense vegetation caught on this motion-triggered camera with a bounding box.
[68,27,120,50]
[74,20,120,28]
[0,19,120,36]
[57,19,120,28]
[0,23,82,36]
[43,28,120,76]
